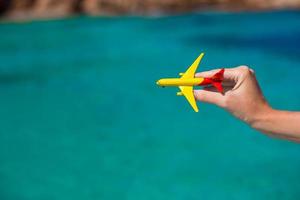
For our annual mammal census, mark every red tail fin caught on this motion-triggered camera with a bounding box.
[211,69,224,93]
[211,68,224,82]
[212,82,223,93]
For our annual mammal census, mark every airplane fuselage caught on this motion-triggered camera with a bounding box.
[156,77,205,87]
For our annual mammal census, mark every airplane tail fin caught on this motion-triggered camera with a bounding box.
[211,68,224,93]
[211,68,224,82]
[212,82,223,93]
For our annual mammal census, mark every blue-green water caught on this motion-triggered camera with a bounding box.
[0,11,300,199]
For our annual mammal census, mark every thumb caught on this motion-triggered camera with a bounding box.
[193,89,225,108]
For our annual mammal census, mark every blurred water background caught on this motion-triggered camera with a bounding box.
[0,10,300,199]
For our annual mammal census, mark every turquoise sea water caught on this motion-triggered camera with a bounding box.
[0,11,300,199]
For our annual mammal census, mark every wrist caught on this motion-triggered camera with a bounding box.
[249,104,275,131]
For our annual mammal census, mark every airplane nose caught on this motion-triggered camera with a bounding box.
[156,80,160,85]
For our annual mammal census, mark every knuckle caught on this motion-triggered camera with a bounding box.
[238,65,253,77]
[249,68,255,75]
[220,97,229,108]
[219,101,226,108]
[223,93,235,108]
[238,65,249,72]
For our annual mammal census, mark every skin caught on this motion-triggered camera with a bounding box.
[194,66,300,142]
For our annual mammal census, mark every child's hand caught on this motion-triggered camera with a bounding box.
[194,66,270,125]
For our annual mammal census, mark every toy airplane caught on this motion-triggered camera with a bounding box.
[156,53,224,112]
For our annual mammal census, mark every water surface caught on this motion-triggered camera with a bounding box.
[0,11,300,200]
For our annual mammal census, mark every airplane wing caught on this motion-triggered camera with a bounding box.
[181,53,204,79]
[179,86,198,112]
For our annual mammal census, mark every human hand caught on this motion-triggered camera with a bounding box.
[194,66,271,126]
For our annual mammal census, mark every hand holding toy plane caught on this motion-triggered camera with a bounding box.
[156,53,224,112]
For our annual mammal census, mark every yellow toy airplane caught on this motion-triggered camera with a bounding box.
[156,53,224,112]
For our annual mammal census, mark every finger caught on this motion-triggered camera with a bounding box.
[195,67,240,83]
[195,69,220,77]
[193,89,225,107]
[203,85,232,93]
